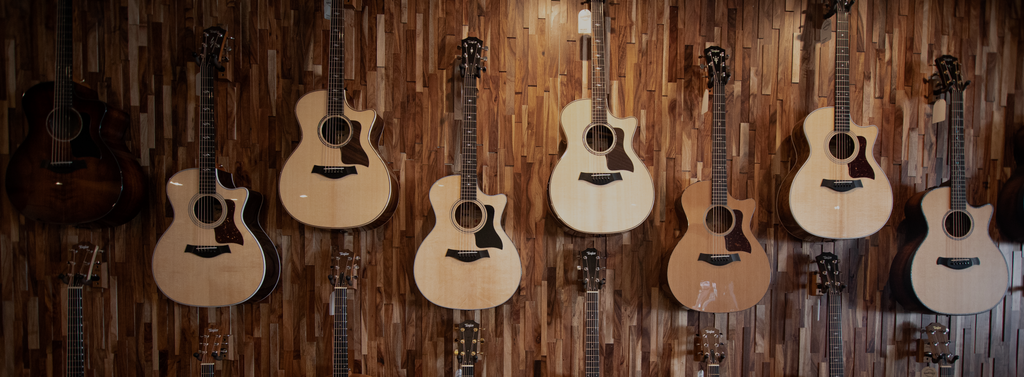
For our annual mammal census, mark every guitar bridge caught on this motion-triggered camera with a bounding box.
[697,253,740,266]
[312,165,358,179]
[820,179,863,192]
[446,249,490,263]
[185,245,231,258]
[578,172,623,185]
[936,257,980,270]
[43,160,87,174]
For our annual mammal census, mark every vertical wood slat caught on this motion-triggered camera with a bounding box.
[0,1,1023,376]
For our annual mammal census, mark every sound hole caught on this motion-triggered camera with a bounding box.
[585,124,615,154]
[319,116,353,147]
[705,205,735,235]
[828,132,856,160]
[453,201,484,230]
[46,108,84,142]
[193,195,224,225]
[943,210,973,238]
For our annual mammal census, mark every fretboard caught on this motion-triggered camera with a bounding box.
[711,76,728,205]
[706,363,720,377]
[67,287,85,377]
[334,287,350,377]
[198,57,218,195]
[939,365,953,377]
[827,292,844,377]
[460,74,479,201]
[833,10,851,133]
[590,1,608,124]
[201,363,215,377]
[327,1,346,116]
[949,90,966,211]
[585,291,599,377]
[461,365,475,377]
[54,0,74,110]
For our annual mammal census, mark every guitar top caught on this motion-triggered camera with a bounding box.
[5,0,147,227]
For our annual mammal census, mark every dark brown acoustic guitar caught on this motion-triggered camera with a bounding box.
[5,0,146,227]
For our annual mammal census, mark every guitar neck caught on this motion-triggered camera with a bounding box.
[833,9,851,132]
[198,58,218,194]
[55,0,74,109]
[590,0,607,122]
[460,73,479,201]
[201,364,215,377]
[706,363,721,377]
[585,291,599,377]
[67,287,85,377]
[949,90,966,210]
[711,74,728,205]
[939,365,954,377]
[461,365,475,377]
[327,1,346,115]
[827,291,844,377]
[334,287,350,377]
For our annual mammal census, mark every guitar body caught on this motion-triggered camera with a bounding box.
[279,91,398,229]
[5,82,147,227]
[777,107,892,240]
[996,128,1024,241]
[890,187,1009,314]
[548,99,655,234]
[152,168,280,307]
[666,181,770,312]
[413,175,521,310]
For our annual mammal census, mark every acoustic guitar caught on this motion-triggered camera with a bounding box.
[814,252,845,377]
[455,320,483,377]
[996,127,1024,241]
[547,0,655,235]
[412,37,521,310]
[577,248,605,377]
[60,243,102,377]
[776,0,893,241]
[920,323,958,377]
[329,249,370,377]
[889,55,1008,315]
[665,47,770,313]
[152,27,281,307]
[697,327,726,377]
[193,328,229,377]
[278,0,398,230]
[5,0,146,227]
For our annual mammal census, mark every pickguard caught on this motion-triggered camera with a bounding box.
[474,205,503,249]
[339,120,370,167]
[848,136,875,179]
[68,112,101,158]
[723,209,752,253]
[213,200,244,245]
[604,128,634,172]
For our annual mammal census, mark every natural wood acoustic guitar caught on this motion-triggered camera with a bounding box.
[152,27,280,307]
[996,127,1024,241]
[665,47,770,313]
[5,0,147,227]
[889,55,1009,315]
[329,248,371,377]
[60,243,102,377]
[776,0,893,241]
[278,0,398,230]
[697,327,726,377]
[547,0,654,235]
[412,38,521,310]
[194,328,229,377]
[577,248,605,377]
[919,323,959,377]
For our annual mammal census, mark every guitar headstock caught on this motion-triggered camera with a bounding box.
[701,46,731,89]
[193,328,230,364]
[935,55,969,93]
[922,323,959,366]
[577,248,606,292]
[824,0,855,18]
[60,242,102,288]
[196,26,231,70]
[698,327,726,365]
[329,247,360,290]
[455,320,482,366]
[458,37,487,79]
[814,252,845,294]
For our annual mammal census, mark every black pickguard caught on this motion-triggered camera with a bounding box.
[69,112,101,158]
[340,119,370,167]
[474,205,503,249]
[723,209,752,253]
[604,128,634,172]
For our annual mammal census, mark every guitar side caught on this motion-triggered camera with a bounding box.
[153,169,280,307]
[891,187,1009,315]
[548,98,655,234]
[777,107,893,240]
[279,90,398,229]
[413,175,521,310]
[666,181,771,312]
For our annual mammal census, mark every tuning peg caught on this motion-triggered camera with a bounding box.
[482,57,488,62]
[454,350,460,355]
[478,339,485,344]
[724,54,730,60]
[483,46,489,51]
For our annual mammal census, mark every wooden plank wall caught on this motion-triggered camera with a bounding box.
[1,0,1023,376]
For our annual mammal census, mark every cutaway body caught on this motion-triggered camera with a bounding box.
[666,181,771,312]
[890,187,1009,315]
[777,107,893,240]
[279,91,398,229]
[413,175,521,310]
[152,169,280,307]
[548,99,655,234]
